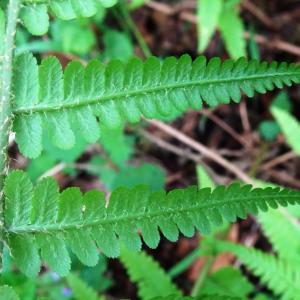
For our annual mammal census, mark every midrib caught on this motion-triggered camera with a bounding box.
[7,192,300,234]
[13,71,300,115]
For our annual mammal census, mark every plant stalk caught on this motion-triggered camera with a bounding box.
[118,0,152,58]
[0,0,20,270]
[191,256,215,296]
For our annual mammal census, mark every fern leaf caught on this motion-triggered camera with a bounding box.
[99,124,134,167]
[197,0,223,52]
[12,53,300,158]
[216,241,300,300]
[67,273,105,300]
[219,1,246,59]
[271,92,300,155]
[100,0,118,7]
[258,209,300,265]
[196,165,215,189]
[199,267,253,298]
[20,0,117,35]
[120,249,181,300]
[20,4,49,36]
[0,286,19,300]
[4,170,300,277]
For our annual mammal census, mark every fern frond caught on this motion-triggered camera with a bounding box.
[271,95,300,155]
[12,53,300,158]
[258,209,300,265]
[218,1,246,59]
[197,0,223,52]
[0,285,19,300]
[215,241,300,300]
[20,0,117,35]
[4,171,300,277]
[120,249,181,300]
[67,273,105,300]
[199,267,253,298]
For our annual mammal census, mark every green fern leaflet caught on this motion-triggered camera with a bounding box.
[4,170,300,277]
[12,53,300,158]
[215,241,300,300]
[20,0,118,35]
[120,248,181,300]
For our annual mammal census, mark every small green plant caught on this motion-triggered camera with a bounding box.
[270,91,300,155]
[211,208,300,300]
[120,247,255,300]
[197,0,245,58]
[1,1,300,299]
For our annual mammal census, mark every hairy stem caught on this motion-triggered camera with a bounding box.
[0,0,20,269]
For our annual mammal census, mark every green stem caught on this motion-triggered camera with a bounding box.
[248,142,268,178]
[191,228,230,296]
[0,0,20,270]
[191,256,215,296]
[118,0,152,58]
[168,248,201,278]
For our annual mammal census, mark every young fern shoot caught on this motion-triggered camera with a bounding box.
[1,0,300,290]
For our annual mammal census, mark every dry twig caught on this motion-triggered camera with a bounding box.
[241,0,275,29]
[200,109,251,148]
[146,119,253,184]
[260,151,297,172]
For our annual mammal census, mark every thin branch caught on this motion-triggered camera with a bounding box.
[39,162,67,180]
[239,100,252,137]
[146,119,253,184]
[260,151,297,172]
[275,7,300,26]
[269,169,300,190]
[139,128,203,164]
[118,0,152,58]
[243,30,300,57]
[38,162,100,180]
[200,109,251,148]
[241,0,275,29]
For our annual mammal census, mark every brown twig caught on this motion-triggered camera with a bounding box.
[260,151,297,172]
[275,7,300,26]
[146,119,253,184]
[269,169,300,190]
[239,101,252,135]
[218,149,247,158]
[200,110,251,148]
[146,1,174,15]
[139,128,203,164]
[241,0,275,29]
[243,31,300,57]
